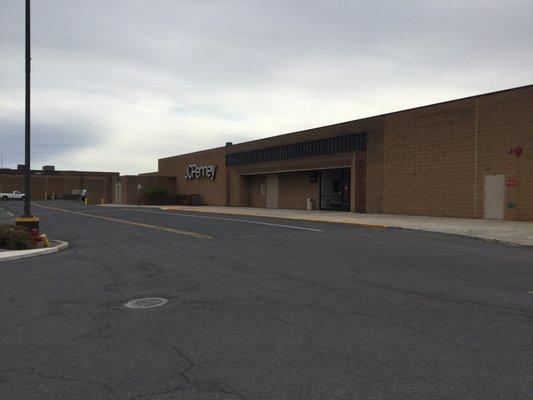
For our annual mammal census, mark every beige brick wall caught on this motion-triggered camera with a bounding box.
[158,147,227,206]
[229,169,240,207]
[238,175,251,207]
[0,172,117,204]
[119,175,177,205]
[381,85,532,220]
[0,175,24,193]
[249,175,267,208]
[383,100,477,218]
[278,171,319,210]
[475,87,533,221]
[365,117,385,213]
[85,177,109,204]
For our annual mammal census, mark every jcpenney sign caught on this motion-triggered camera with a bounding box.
[185,164,217,180]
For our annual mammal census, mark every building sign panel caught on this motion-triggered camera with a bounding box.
[185,164,217,180]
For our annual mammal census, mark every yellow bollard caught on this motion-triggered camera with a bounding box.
[100,198,104,205]
[84,197,88,206]
[41,234,51,248]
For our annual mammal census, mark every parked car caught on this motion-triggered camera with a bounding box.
[1,191,25,200]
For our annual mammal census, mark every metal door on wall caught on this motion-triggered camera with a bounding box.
[484,174,505,220]
[266,174,278,208]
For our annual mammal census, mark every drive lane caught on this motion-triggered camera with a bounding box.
[0,200,532,400]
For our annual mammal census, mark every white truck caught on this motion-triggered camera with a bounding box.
[1,191,25,200]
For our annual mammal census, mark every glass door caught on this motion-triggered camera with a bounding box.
[320,168,350,211]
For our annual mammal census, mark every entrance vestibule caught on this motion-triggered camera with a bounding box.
[319,168,351,211]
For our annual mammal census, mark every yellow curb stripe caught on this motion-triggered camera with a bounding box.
[15,217,40,222]
[34,204,212,240]
[347,223,389,229]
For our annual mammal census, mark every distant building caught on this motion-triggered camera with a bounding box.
[0,167,119,204]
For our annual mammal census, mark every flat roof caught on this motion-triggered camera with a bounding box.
[0,168,119,176]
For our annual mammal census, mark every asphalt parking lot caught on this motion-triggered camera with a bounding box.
[1,200,532,400]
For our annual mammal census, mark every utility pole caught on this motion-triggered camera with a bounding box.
[16,0,39,230]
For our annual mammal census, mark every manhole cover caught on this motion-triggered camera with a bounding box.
[124,297,167,309]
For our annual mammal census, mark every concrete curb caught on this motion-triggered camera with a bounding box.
[158,207,532,247]
[158,206,391,229]
[101,204,389,228]
[0,240,69,262]
[386,226,532,248]
[101,204,533,247]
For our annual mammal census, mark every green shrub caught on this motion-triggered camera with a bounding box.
[144,187,169,203]
[0,224,32,250]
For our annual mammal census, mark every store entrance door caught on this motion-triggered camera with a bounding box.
[320,168,350,211]
[266,174,279,208]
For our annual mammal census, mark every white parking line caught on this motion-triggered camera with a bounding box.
[136,209,323,232]
[83,208,134,213]
[0,208,14,216]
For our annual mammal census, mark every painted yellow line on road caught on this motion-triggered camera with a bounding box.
[34,203,212,240]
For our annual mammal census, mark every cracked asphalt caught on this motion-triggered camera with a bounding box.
[0,200,532,400]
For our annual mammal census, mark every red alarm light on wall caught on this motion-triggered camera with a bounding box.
[508,147,522,157]
[507,178,518,187]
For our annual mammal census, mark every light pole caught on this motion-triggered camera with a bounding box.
[16,0,39,230]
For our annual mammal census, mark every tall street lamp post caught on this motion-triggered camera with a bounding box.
[16,0,39,230]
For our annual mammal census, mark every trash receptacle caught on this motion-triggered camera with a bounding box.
[306,198,313,210]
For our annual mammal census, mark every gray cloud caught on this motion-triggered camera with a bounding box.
[1,0,532,174]
[0,117,106,168]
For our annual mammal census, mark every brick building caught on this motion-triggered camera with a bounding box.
[0,167,182,206]
[115,175,176,205]
[0,166,119,205]
[154,85,532,221]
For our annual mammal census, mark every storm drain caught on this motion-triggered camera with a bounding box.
[124,297,167,309]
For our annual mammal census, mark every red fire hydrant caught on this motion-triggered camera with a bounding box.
[30,228,42,243]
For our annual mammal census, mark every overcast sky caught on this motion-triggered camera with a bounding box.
[1,1,532,174]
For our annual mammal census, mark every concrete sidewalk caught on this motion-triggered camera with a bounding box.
[151,205,533,247]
